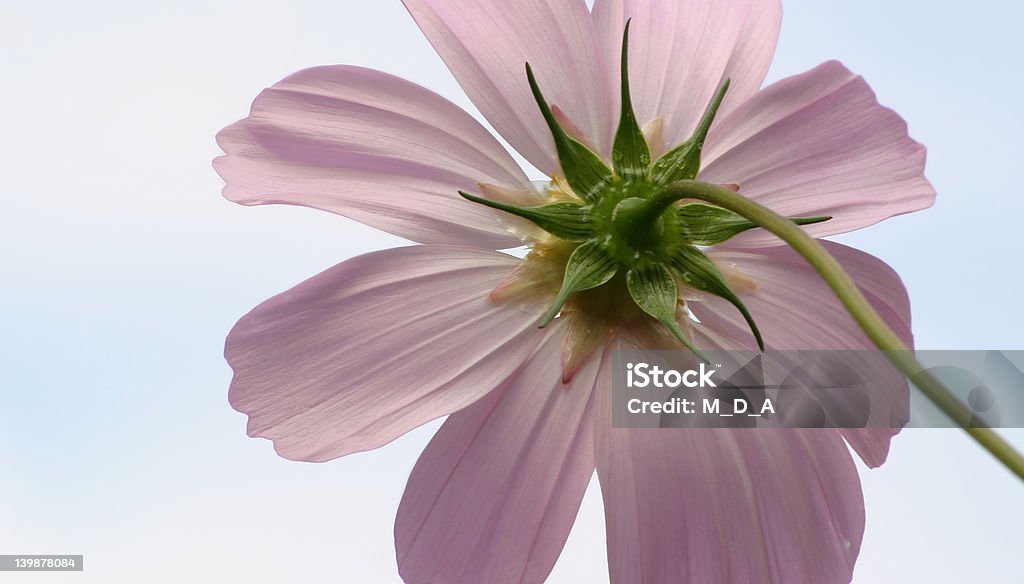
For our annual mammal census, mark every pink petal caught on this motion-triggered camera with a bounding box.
[593,0,781,149]
[598,428,864,584]
[395,324,601,584]
[595,345,864,584]
[691,241,914,467]
[226,245,546,462]
[215,65,537,248]
[402,0,615,175]
[701,61,936,246]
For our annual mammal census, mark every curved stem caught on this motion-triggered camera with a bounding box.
[662,180,1024,483]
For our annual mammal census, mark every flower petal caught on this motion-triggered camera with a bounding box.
[593,0,782,149]
[215,65,537,248]
[691,241,914,467]
[402,0,615,175]
[395,323,601,584]
[597,425,864,584]
[701,61,936,247]
[596,339,865,584]
[225,245,546,462]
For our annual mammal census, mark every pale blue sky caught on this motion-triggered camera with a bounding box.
[1,1,1022,582]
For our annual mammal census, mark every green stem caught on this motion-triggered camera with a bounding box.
[662,180,1024,483]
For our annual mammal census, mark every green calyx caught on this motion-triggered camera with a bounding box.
[612,20,652,180]
[459,192,595,241]
[625,262,710,361]
[538,240,618,327]
[460,24,833,354]
[677,203,831,246]
[525,63,613,202]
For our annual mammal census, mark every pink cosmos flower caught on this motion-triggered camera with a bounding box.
[215,1,935,582]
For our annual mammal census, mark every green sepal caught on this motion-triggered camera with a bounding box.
[526,64,613,202]
[670,246,765,351]
[678,203,832,246]
[539,240,618,327]
[650,79,730,186]
[459,192,594,241]
[626,263,709,362]
[611,20,652,181]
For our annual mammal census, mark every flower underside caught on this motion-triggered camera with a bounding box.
[463,23,830,369]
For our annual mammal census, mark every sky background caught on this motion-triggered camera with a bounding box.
[1,0,1022,582]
